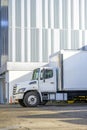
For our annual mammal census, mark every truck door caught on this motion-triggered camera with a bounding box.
[39,68,56,92]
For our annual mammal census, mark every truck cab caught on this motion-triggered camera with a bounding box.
[13,67,57,107]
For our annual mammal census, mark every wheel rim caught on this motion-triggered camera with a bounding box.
[28,95,37,105]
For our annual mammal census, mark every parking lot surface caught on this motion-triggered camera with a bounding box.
[0,103,87,130]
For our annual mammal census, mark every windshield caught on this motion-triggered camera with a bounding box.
[32,68,40,80]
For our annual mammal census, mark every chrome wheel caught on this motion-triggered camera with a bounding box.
[28,95,37,105]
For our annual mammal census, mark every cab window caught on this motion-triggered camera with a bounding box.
[40,69,53,80]
[45,69,53,79]
[32,68,40,80]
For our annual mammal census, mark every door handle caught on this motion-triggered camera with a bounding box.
[50,82,54,84]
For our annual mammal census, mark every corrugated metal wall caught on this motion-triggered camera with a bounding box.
[8,0,87,62]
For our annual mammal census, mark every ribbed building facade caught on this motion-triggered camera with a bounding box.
[0,0,87,103]
[8,0,87,63]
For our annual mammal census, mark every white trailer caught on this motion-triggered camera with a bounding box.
[13,50,87,107]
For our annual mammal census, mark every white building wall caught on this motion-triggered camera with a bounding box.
[8,0,87,63]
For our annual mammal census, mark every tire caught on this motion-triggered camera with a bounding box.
[24,91,40,107]
[40,100,48,105]
[18,99,26,107]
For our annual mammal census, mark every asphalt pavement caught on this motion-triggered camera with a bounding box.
[0,103,87,130]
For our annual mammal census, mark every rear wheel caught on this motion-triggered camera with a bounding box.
[24,91,40,107]
[18,99,26,107]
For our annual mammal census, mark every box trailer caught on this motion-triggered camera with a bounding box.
[13,50,87,107]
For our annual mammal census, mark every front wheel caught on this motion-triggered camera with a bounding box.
[24,91,40,107]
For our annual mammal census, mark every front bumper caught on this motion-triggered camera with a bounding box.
[13,93,24,100]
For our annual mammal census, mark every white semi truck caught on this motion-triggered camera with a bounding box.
[13,50,87,107]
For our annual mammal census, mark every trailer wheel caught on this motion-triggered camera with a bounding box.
[18,99,26,107]
[24,91,40,107]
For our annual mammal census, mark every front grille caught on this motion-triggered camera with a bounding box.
[13,85,17,95]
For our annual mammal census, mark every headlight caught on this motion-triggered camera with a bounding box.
[18,88,26,93]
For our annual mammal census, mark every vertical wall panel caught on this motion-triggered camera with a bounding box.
[21,0,25,62]
[27,29,31,62]
[42,30,48,61]
[54,29,60,52]
[8,29,12,61]
[24,0,27,27]
[26,0,31,62]
[68,30,71,49]
[60,30,68,49]
[30,0,36,27]
[79,31,82,48]
[68,0,71,29]
[62,0,68,28]
[31,29,35,61]
[48,0,51,28]
[79,0,85,29]
[36,0,42,28]
[59,0,63,29]
[42,0,45,28]
[44,0,48,28]
[50,0,54,28]
[85,0,87,29]
[48,29,51,56]
[82,31,87,49]
[51,30,54,53]
[71,30,79,49]
[31,29,39,62]
[71,0,73,29]
[15,29,21,61]
[39,29,42,61]
[67,0,71,49]
[84,31,87,46]
[26,0,30,28]
[54,0,59,28]
[35,29,39,61]
[82,31,85,46]
[15,0,21,27]
[12,0,15,62]
[8,0,12,61]
[73,0,79,29]
[25,28,27,62]
[8,0,12,27]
